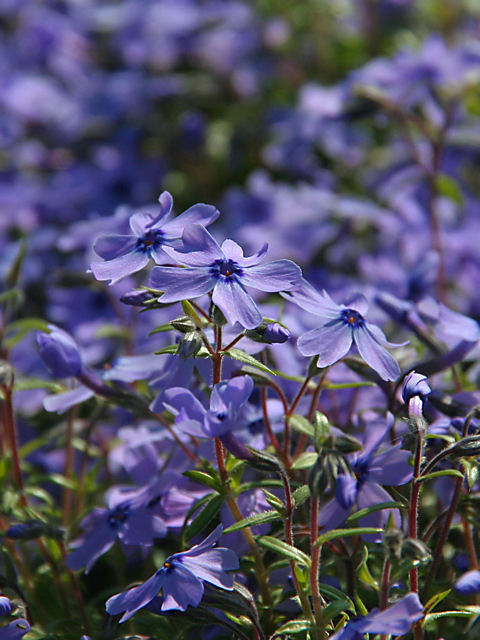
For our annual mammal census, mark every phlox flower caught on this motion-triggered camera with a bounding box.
[284,279,404,381]
[90,191,219,285]
[105,525,238,621]
[150,224,302,329]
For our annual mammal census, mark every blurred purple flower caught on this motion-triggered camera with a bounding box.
[285,279,404,380]
[330,592,423,639]
[90,191,219,285]
[150,224,301,329]
[455,569,480,595]
[105,525,238,621]
[67,484,167,573]
[37,325,83,378]
[318,415,412,541]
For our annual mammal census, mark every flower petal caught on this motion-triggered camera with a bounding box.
[221,239,269,267]
[163,204,219,238]
[150,266,214,303]
[67,523,116,573]
[43,386,94,414]
[240,259,302,292]
[212,280,262,329]
[283,279,341,319]
[106,571,165,622]
[90,251,150,285]
[161,564,204,611]
[354,325,400,381]
[181,548,238,589]
[164,224,224,266]
[297,322,352,364]
[93,234,137,260]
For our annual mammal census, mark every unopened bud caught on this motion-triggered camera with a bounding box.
[401,537,431,563]
[177,331,203,359]
[383,528,404,562]
[402,371,431,403]
[170,315,197,334]
[119,290,155,306]
[448,435,480,459]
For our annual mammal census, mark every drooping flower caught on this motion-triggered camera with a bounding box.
[150,224,302,329]
[90,191,219,285]
[105,525,238,622]
[329,592,423,639]
[37,325,83,378]
[284,279,404,380]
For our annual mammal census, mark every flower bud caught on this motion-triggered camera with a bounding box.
[120,290,155,306]
[402,371,431,403]
[177,331,203,359]
[448,435,480,459]
[170,315,197,334]
[37,326,83,378]
[401,537,431,563]
[262,322,290,344]
[383,528,404,562]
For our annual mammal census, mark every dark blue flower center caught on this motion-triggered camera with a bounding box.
[107,505,129,529]
[209,259,243,281]
[353,457,370,487]
[216,411,227,421]
[341,308,365,329]
[136,229,164,253]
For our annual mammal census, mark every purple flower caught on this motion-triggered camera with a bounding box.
[330,592,423,639]
[105,525,238,621]
[285,279,404,380]
[90,191,219,285]
[37,325,83,378]
[455,569,480,595]
[160,376,255,459]
[150,224,301,329]
[67,484,167,574]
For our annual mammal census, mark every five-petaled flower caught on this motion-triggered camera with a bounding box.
[284,279,405,380]
[150,224,302,329]
[105,525,238,621]
[90,191,219,285]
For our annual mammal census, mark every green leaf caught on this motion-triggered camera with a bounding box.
[424,589,451,614]
[289,414,314,437]
[319,583,355,612]
[417,469,464,483]
[424,610,473,623]
[262,489,285,514]
[223,348,276,375]
[272,619,313,635]
[185,494,225,540]
[155,344,211,358]
[435,173,464,206]
[183,470,223,492]
[291,452,317,470]
[181,300,203,329]
[149,323,174,335]
[315,528,382,546]
[257,536,311,567]
[346,501,405,522]
[14,377,62,393]
[292,484,310,508]
[222,510,281,534]
[356,545,378,588]
[5,317,49,348]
